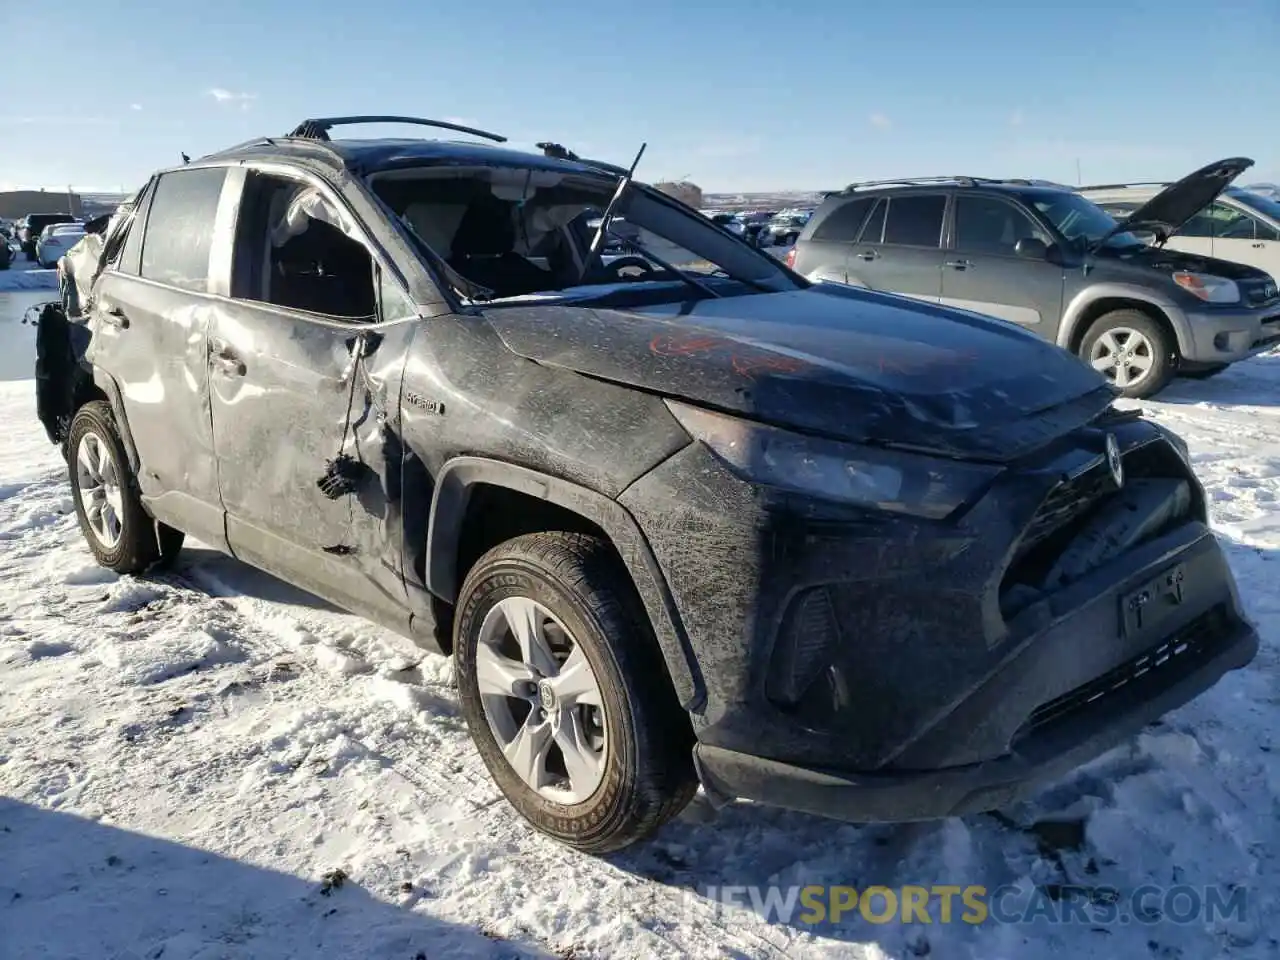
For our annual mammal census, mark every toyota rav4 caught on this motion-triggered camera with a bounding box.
[35,116,1258,853]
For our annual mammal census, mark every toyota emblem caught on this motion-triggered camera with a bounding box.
[1106,433,1124,488]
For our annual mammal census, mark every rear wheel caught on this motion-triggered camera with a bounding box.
[1080,309,1174,399]
[454,532,696,853]
[67,401,184,574]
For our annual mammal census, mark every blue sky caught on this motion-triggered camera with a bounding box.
[2,0,1277,194]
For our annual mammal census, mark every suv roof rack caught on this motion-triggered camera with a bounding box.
[287,115,508,143]
[842,175,1005,192]
[1077,180,1171,191]
[841,175,1077,193]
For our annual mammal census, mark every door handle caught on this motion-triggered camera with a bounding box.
[100,304,129,329]
[208,338,246,377]
[856,250,879,262]
[1252,242,1266,248]
[945,259,973,270]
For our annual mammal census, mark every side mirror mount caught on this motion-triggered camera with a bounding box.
[1014,237,1049,260]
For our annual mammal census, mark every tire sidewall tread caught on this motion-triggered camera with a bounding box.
[1080,308,1175,399]
[66,400,181,574]
[455,531,695,854]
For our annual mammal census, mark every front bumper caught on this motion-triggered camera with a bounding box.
[694,601,1257,822]
[621,416,1258,821]
[1178,303,1280,363]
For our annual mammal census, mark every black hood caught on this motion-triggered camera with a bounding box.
[1102,156,1254,246]
[485,284,1115,463]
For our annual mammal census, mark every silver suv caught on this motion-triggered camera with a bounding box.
[789,159,1280,398]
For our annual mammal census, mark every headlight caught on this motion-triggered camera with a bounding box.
[665,400,1000,519]
[1172,272,1240,304]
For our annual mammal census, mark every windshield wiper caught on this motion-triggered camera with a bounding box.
[580,143,647,284]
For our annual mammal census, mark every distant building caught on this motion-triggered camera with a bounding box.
[653,181,702,208]
[0,189,82,220]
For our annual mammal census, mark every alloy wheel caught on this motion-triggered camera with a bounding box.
[1089,327,1155,389]
[74,431,125,549]
[474,596,608,804]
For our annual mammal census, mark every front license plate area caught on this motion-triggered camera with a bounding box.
[1121,563,1187,637]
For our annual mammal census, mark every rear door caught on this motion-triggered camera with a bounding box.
[791,196,873,283]
[88,167,230,550]
[849,194,948,301]
[1207,200,1280,274]
[941,193,1065,335]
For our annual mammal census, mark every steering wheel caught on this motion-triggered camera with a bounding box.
[601,255,658,282]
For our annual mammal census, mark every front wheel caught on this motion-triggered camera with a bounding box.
[454,532,697,853]
[1080,309,1175,399]
[67,401,184,573]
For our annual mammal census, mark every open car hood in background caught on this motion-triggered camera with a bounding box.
[1102,157,1254,246]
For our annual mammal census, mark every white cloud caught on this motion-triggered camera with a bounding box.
[207,88,257,111]
[130,103,143,111]
[1010,108,1025,127]
[869,112,891,129]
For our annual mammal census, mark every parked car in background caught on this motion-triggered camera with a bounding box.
[36,222,86,267]
[737,211,775,247]
[766,210,811,246]
[1243,182,1280,201]
[0,233,12,270]
[32,114,1258,854]
[1081,182,1280,284]
[788,159,1280,398]
[18,212,77,259]
[705,211,746,238]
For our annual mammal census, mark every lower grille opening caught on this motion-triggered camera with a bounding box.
[1016,604,1230,739]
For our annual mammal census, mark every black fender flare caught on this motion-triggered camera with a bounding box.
[91,369,141,474]
[425,456,705,711]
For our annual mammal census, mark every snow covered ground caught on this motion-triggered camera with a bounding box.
[0,318,1278,957]
[0,253,58,292]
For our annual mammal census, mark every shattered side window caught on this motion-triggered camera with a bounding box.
[140,167,228,293]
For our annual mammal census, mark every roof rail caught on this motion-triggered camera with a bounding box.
[287,116,507,143]
[844,175,1003,192]
[1077,180,1171,191]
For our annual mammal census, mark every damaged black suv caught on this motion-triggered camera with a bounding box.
[36,116,1258,853]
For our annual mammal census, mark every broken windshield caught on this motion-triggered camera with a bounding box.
[369,165,797,305]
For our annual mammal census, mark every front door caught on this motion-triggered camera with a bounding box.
[940,194,1065,337]
[206,168,414,629]
[87,168,230,550]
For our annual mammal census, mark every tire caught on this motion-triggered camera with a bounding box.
[1079,309,1175,399]
[454,531,697,854]
[66,401,184,574]
[1180,362,1230,380]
